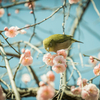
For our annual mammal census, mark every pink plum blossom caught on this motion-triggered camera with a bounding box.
[57,49,67,59]
[30,11,33,14]
[53,55,67,67]
[21,56,33,66]
[21,48,25,53]
[48,82,55,87]
[41,74,48,83]
[4,27,8,31]
[24,2,28,7]
[24,49,31,57]
[5,26,18,38]
[25,24,30,29]
[24,1,35,9]
[89,56,95,63]
[36,95,45,100]
[87,84,99,97]
[8,13,11,16]
[52,63,66,73]
[81,89,90,100]
[0,8,4,17]
[52,54,57,58]
[71,86,81,95]
[15,9,19,14]
[81,84,99,100]
[89,56,94,60]
[47,71,55,82]
[93,65,100,75]
[20,49,33,66]
[69,0,80,4]
[16,26,26,34]
[39,81,45,87]
[43,53,54,66]
[77,77,88,87]
[29,5,32,9]
[40,71,55,87]
[22,73,31,83]
[19,29,26,34]
[37,86,55,100]
[89,57,97,67]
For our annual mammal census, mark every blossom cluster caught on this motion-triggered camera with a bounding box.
[0,85,6,100]
[89,56,97,67]
[37,71,55,100]
[71,77,99,100]
[4,26,26,38]
[20,49,33,66]
[89,55,100,75]
[43,49,67,73]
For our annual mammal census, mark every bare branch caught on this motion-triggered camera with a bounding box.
[0,44,20,100]
[91,0,100,17]
[83,54,100,61]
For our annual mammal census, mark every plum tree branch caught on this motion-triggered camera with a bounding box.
[0,0,38,8]
[18,5,64,31]
[0,33,20,55]
[83,54,100,61]
[0,43,20,100]
[5,87,100,100]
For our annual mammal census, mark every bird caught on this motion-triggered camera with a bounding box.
[43,34,83,52]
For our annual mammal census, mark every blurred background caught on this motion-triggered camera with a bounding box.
[0,0,100,100]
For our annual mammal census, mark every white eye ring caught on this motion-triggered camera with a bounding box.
[47,47,49,51]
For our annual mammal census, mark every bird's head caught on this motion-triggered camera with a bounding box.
[43,38,55,52]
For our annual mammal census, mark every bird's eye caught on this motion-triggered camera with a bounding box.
[50,43,52,47]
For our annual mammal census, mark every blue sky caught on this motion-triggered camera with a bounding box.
[0,0,100,100]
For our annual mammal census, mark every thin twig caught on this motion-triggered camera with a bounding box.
[13,63,21,80]
[21,40,43,54]
[67,57,81,78]
[59,1,67,100]
[29,0,36,43]
[3,40,43,54]
[0,0,37,8]
[0,52,20,58]
[0,66,6,68]
[66,69,75,84]
[18,5,63,31]
[0,33,20,55]
[83,54,100,61]
[91,0,100,17]
[0,79,11,90]
[62,0,66,35]
[88,74,100,83]
[26,66,40,87]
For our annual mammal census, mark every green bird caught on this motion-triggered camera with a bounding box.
[43,34,83,52]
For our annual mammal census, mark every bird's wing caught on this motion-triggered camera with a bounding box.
[53,34,72,43]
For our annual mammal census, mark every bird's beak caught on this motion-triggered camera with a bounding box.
[47,47,49,52]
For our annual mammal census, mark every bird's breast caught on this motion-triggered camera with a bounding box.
[49,47,55,52]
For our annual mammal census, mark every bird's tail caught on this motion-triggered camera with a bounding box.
[72,39,83,43]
